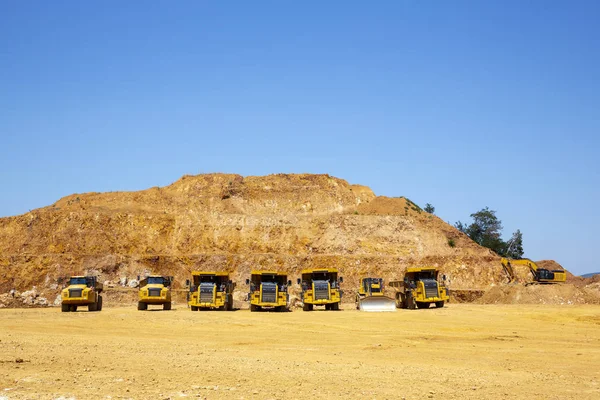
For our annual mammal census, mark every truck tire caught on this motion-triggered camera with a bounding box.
[138,302,147,311]
[332,302,340,311]
[163,302,172,311]
[97,295,103,311]
[61,303,69,312]
[190,306,198,311]
[71,305,78,312]
[227,294,233,311]
[250,304,259,312]
[416,302,430,309]
[435,301,445,308]
[395,293,403,309]
[88,301,97,312]
[406,292,416,310]
[302,303,313,312]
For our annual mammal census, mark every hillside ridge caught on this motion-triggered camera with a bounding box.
[0,173,515,298]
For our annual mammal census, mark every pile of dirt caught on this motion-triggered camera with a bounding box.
[0,173,581,305]
[476,283,600,305]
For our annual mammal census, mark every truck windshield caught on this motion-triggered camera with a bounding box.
[418,272,435,280]
[147,277,164,285]
[69,277,87,285]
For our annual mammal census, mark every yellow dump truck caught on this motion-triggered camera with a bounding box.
[297,268,343,311]
[246,270,291,312]
[61,276,103,312]
[137,275,173,311]
[187,271,235,311]
[389,267,449,309]
[501,258,567,284]
[355,277,396,312]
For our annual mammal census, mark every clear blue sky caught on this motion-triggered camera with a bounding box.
[1,1,599,275]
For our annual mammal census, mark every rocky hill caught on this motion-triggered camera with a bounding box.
[0,173,510,296]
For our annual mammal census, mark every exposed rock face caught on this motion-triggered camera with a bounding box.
[0,173,508,299]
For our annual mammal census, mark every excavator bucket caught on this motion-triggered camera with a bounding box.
[358,296,396,312]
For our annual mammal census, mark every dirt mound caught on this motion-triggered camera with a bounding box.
[0,173,578,304]
[476,283,600,305]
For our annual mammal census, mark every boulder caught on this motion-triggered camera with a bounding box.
[127,279,139,288]
[288,295,303,308]
[233,290,248,303]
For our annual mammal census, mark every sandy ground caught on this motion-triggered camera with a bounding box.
[0,304,599,400]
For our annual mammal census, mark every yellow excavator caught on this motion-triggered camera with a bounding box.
[501,258,566,284]
[355,277,396,312]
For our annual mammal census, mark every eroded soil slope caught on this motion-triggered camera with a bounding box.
[0,174,504,296]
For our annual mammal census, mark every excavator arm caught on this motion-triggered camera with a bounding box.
[501,258,516,283]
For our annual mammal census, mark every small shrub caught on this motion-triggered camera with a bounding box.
[447,238,456,248]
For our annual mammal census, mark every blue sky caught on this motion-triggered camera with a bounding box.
[1,1,599,274]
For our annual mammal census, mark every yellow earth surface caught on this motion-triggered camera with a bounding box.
[0,304,599,399]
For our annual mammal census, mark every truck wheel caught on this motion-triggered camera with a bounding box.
[88,301,97,312]
[163,302,172,311]
[71,305,78,312]
[250,304,259,312]
[138,302,147,311]
[227,294,233,311]
[61,303,69,312]
[416,302,430,309]
[435,301,445,308]
[406,293,416,310]
[190,306,198,311]
[97,295,103,311]
[356,295,360,310]
[397,293,405,309]
[302,303,312,312]
[332,303,340,311]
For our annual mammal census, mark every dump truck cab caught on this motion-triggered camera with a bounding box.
[188,271,235,311]
[246,270,291,312]
[61,275,103,312]
[298,268,343,311]
[389,267,448,309]
[355,277,396,312]
[137,275,173,311]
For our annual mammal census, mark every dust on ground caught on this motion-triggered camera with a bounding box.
[1,304,599,399]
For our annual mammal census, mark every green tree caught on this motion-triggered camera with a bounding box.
[455,207,517,256]
[504,229,524,259]
[424,203,435,214]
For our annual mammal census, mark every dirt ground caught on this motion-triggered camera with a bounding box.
[1,304,599,400]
